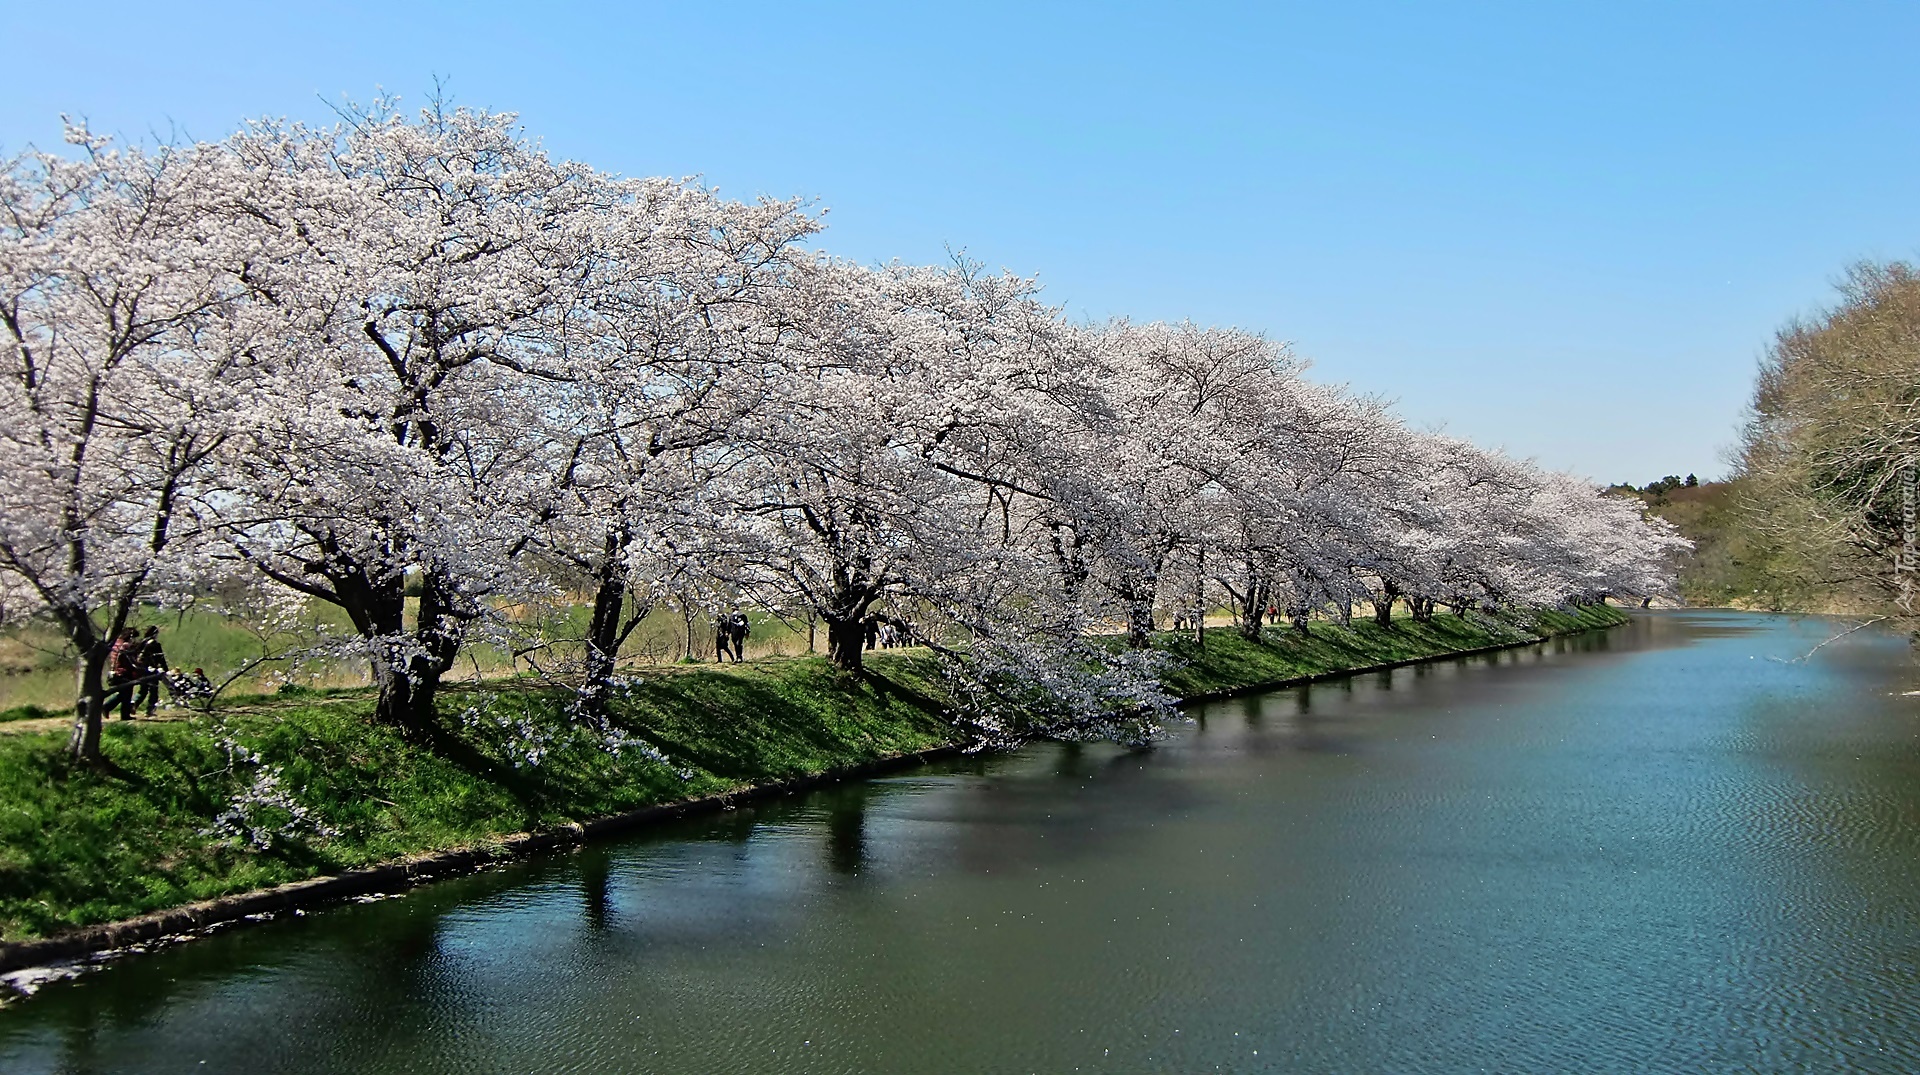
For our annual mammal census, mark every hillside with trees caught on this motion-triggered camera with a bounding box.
[1689,263,1920,618]
[1609,478,1774,608]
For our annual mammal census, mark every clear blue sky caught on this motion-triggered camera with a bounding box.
[7,1,1917,483]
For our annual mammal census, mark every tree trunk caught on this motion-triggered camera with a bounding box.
[67,649,109,762]
[368,625,447,731]
[1047,522,1089,607]
[59,604,122,763]
[366,569,465,732]
[825,615,867,673]
[1111,572,1158,649]
[372,656,434,729]
[1374,581,1399,627]
[1195,546,1206,650]
[1126,599,1156,648]
[581,638,618,718]
[581,538,632,719]
[1236,578,1269,642]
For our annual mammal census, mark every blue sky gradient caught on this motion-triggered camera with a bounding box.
[7,1,1916,482]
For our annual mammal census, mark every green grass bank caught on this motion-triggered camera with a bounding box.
[1154,604,1627,698]
[0,605,1626,944]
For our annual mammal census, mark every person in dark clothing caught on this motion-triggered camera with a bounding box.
[713,611,751,662]
[133,626,167,717]
[729,611,751,661]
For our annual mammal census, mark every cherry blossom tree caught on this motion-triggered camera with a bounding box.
[529,183,819,716]
[706,258,1015,673]
[0,126,248,760]
[1051,322,1296,646]
[211,98,623,732]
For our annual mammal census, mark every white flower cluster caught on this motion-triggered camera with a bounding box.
[455,699,558,770]
[200,732,339,850]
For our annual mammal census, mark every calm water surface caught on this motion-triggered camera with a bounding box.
[6,612,1920,1074]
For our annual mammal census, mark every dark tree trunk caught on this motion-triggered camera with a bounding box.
[1108,539,1173,650]
[360,593,416,729]
[1236,572,1269,642]
[581,529,638,719]
[582,638,620,721]
[1047,522,1090,607]
[1195,546,1206,651]
[1374,580,1400,627]
[57,603,123,763]
[825,615,867,673]
[360,567,466,733]
[396,569,465,727]
[1126,599,1156,649]
[1116,564,1162,650]
[819,559,880,671]
[373,660,436,731]
[68,647,110,762]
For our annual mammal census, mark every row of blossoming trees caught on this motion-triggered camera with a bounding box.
[0,100,1687,761]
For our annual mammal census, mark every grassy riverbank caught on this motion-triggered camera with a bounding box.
[0,606,1626,942]
[1155,604,1627,698]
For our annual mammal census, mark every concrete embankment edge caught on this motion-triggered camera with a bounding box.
[0,610,1626,976]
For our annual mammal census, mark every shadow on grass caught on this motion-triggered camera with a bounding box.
[608,659,955,783]
[413,711,551,814]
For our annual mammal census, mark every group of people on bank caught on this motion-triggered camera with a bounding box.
[105,627,212,718]
[710,611,920,664]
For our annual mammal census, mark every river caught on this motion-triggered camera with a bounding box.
[5,611,1920,1073]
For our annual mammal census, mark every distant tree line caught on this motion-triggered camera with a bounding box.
[1618,474,1699,497]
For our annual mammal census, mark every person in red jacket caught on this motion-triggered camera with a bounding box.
[107,629,140,720]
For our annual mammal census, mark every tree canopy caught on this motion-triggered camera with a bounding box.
[1734,262,1920,615]
[0,99,1688,761]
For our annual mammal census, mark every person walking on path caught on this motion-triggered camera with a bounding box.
[713,611,751,662]
[729,611,751,661]
[133,626,168,718]
[107,629,141,720]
